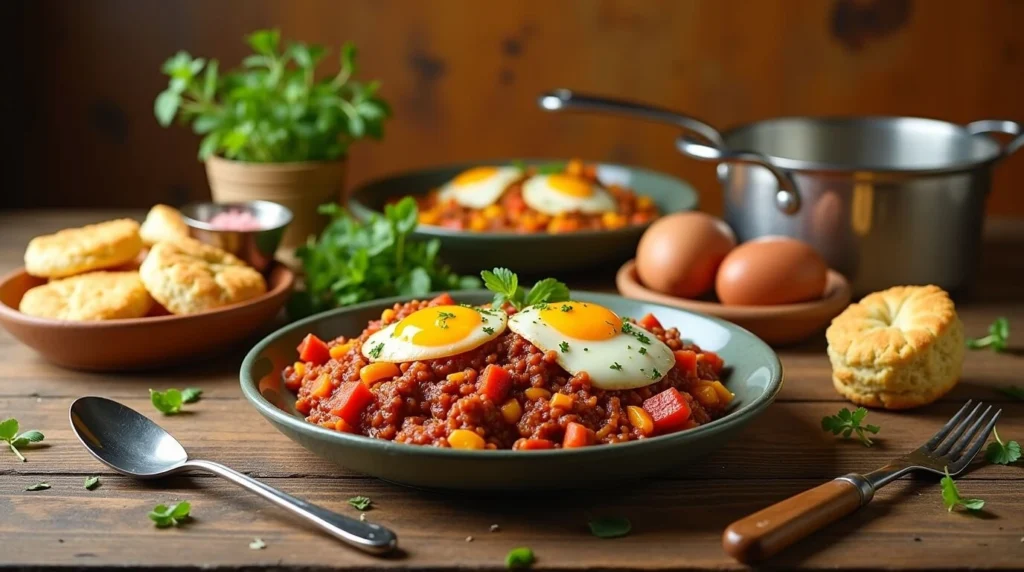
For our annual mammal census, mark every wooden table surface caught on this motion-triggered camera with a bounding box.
[1,211,1022,571]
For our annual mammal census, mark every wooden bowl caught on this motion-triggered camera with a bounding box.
[0,265,295,371]
[616,260,852,346]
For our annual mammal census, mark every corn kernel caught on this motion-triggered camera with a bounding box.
[293,361,306,377]
[329,343,353,360]
[501,399,523,424]
[550,393,573,410]
[447,372,467,383]
[448,429,486,450]
[524,388,552,401]
[693,383,720,408]
[626,405,654,436]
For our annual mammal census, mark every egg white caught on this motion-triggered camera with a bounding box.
[438,167,522,209]
[508,304,675,390]
[362,306,507,362]
[521,175,617,216]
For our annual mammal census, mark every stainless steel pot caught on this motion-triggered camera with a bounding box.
[540,90,1024,294]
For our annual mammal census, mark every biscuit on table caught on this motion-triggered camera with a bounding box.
[139,237,267,315]
[24,219,143,278]
[826,285,964,410]
[140,204,190,247]
[19,271,153,321]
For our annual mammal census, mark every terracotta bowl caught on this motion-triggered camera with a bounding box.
[616,260,852,346]
[0,265,295,371]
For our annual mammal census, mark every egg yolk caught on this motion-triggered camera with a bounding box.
[453,167,499,187]
[548,175,594,198]
[539,302,619,341]
[392,305,483,346]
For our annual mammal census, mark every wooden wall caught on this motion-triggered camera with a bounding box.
[8,0,1024,216]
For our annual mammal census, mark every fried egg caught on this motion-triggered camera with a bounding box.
[521,174,617,215]
[362,305,507,362]
[508,302,674,390]
[437,166,522,209]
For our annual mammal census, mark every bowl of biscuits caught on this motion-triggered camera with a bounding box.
[0,205,295,371]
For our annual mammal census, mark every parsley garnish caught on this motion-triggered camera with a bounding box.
[149,387,202,415]
[559,341,569,353]
[635,332,651,345]
[0,418,44,463]
[481,268,570,310]
[368,343,384,359]
[584,347,589,351]
[620,321,633,334]
[560,304,572,312]
[821,407,880,447]
[25,482,50,492]
[940,467,984,512]
[348,496,373,510]
[587,516,631,538]
[149,501,191,528]
[996,385,1024,400]
[967,317,1010,352]
[505,547,535,569]
[639,347,647,355]
[84,476,100,490]
[436,311,456,329]
[985,427,1021,465]
[649,368,662,380]
[483,327,495,335]
[610,362,623,371]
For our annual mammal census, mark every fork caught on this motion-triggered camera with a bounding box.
[722,400,1001,563]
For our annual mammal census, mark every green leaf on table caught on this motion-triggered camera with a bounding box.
[985,427,1021,465]
[84,476,101,491]
[149,501,191,528]
[996,385,1024,401]
[821,407,880,447]
[505,547,534,569]
[10,430,44,448]
[587,516,632,538]
[348,496,372,511]
[181,388,203,404]
[940,467,984,512]
[25,482,50,492]
[2,418,44,462]
[150,389,184,415]
[966,317,1010,352]
[0,418,19,441]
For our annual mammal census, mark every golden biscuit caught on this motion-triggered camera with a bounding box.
[139,238,266,315]
[140,204,190,247]
[19,271,153,321]
[826,285,964,410]
[24,219,143,278]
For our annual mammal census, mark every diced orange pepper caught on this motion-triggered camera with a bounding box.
[381,308,396,323]
[638,312,662,331]
[550,393,573,411]
[293,362,306,377]
[674,350,698,377]
[360,362,400,385]
[311,374,333,399]
[563,422,593,448]
[448,429,486,450]
[699,351,724,375]
[500,399,523,424]
[335,418,356,433]
[515,438,555,450]
[710,380,734,405]
[327,381,374,426]
[626,405,654,436]
[295,397,311,415]
[524,388,551,401]
[479,364,512,402]
[693,383,720,408]
[329,342,353,360]
[297,334,331,365]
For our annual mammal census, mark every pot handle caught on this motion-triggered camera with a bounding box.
[676,135,802,215]
[965,120,1024,161]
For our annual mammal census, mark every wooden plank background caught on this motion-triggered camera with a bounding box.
[8,0,1024,216]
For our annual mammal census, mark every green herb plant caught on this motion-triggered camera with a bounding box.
[0,418,44,462]
[290,198,480,318]
[821,407,880,447]
[985,427,1021,465]
[940,467,984,512]
[155,29,390,162]
[966,317,1010,352]
[150,388,203,415]
[149,501,192,528]
[481,268,570,311]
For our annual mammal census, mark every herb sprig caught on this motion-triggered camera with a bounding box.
[0,418,44,462]
[966,317,1010,352]
[348,496,373,511]
[149,501,192,528]
[985,427,1021,465]
[150,387,203,415]
[481,268,570,311]
[940,467,984,512]
[821,407,880,447]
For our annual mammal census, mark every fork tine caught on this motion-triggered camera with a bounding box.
[924,400,974,452]
[946,404,992,459]
[949,408,1002,470]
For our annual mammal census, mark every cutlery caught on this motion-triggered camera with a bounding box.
[723,400,1000,563]
[69,396,397,554]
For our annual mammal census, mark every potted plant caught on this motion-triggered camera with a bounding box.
[154,29,391,260]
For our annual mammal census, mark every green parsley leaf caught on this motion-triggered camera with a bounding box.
[821,407,880,447]
[610,362,623,371]
[534,161,566,175]
[25,482,50,492]
[524,278,570,307]
[587,516,632,538]
[0,418,17,441]
[639,347,647,355]
[368,343,384,359]
[348,495,373,510]
[84,476,101,491]
[996,385,1024,401]
[249,538,266,550]
[436,311,456,329]
[181,388,203,404]
[560,304,572,312]
[483,327,495,335]
[966,317,1010,352]
[559,341,569,353]
[649,368,662,380]
[482,268,569,311]
[149,501,191,528]
[505,546,534,569]
[150,389,186,415]
[940,467,984,512]
[985,427,1022,465]
[10,430,44,448]
[1,418,44,462]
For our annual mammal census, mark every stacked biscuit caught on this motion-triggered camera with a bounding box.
[20,206,267,321]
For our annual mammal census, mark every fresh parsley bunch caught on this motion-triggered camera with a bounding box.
[481,267,570,310]
[821,407,880,447]
[289,198,481,319]
[155,29,390,162]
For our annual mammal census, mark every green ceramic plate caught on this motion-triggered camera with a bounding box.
[347,159,699,276]
[240,291,782,491]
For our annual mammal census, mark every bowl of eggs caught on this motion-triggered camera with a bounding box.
[347,159,699,275]
[616,212,852,345]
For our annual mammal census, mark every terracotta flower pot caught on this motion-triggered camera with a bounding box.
[205,155,345,265]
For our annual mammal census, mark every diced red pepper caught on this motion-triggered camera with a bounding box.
[429,293,455,306]
[503,192,527,217]
[562,422,594,448]
[642,388,692,434]
[700,351,724,375]
[295,397,312,416]
[638,312,662,331]
[479,364,512,402]
[297,334,331,365]
[440,219,464,230]
[674,350,698,377]
[327,381,374,426]
[516,438,555,450]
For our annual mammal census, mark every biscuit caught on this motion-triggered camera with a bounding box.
[24,219,143,278]
[140,204,190,247]
[826,285,964,410]
[139,238,267,315]
[19,271,153,321]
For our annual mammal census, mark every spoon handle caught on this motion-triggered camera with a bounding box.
[185,459,397,554]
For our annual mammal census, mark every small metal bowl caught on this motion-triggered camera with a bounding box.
[179,201,293,272]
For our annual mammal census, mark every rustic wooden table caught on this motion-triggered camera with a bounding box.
[1,211,1022,571]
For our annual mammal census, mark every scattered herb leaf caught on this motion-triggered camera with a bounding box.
[25,482,50,492]
[560,304,572,312]
[559,341,569,353]
[821,407,880,447]
[249,538,266,550]
[649,368,662,380]
[1,418,45,462]
[639,347,647,355]
[368,343,384,359]
[483,327,495,335]
[181,388,203,404]
[150,389,185,415]
[940,467,985,512]
[348,496,373,511]
[436,311,456,329]
[482,268,569,311]
[84,476,101,491]
[966,317,1010,352]
[610,362,623,371]
[985,427,1021,465]
[149,501,192,528]
[587,516,632,538]
[996,386,1024,401]
[505,546,535,569]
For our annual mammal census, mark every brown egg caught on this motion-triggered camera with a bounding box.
[715,237,828,306]
[635,212,736,299]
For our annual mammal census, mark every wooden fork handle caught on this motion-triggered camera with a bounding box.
[722,475,873,563]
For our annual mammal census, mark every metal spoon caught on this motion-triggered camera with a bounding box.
[69,396,397,554]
